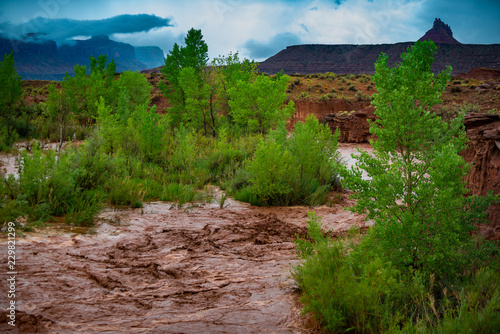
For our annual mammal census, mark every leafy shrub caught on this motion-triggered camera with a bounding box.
[246,132,297,205]
[66,189,105,226]
[293,212,500,333]
[105,177,143,208]
[159,183,198,206]
[319,94,330,102]
[240,116,340,206]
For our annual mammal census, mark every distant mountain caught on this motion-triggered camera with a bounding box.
[0,35,165,80]
[135,46,165,70]
[259,19,500,75]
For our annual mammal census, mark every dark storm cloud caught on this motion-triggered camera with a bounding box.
[242,32,302,60]
[0,14,173,42]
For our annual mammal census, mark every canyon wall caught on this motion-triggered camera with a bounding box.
[320,102,500,239]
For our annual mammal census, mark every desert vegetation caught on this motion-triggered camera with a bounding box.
[0,29,342,230]
[292,41,499,333]
[0,32,498,333]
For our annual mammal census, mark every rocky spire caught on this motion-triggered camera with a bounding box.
[418,18,461,44]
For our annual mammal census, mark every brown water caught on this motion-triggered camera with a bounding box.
[0,144,371,333]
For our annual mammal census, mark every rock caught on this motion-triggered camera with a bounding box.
[325,106,376,143]
[0,35,164,80]
[478,83,492,89]
[324,109,500,239]
[418,18,461,44]
[288,99,369,129]
[460,113,500,240]
[457,68,500,81]
[258,19,499,76]
[135,46,165,69]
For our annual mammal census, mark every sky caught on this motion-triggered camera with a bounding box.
[0,0,499,61]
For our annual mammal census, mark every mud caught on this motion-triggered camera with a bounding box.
[0,188,366,333]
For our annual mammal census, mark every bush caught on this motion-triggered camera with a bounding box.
[66,189,105,226]
[241,116,340,206]
[105,177,143,208]
[2,143,108,225]
[293,213,407,333]
[293,212,500,333]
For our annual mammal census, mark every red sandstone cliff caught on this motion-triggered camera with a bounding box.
[461,113,500,239]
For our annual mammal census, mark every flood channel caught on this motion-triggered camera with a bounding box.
[0,143,372,333]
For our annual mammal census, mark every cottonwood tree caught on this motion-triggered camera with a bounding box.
[46,78,77,158]
[342,41,497,282]
[0,52,23,147]
[211,52,256,116]
[159,28,209,128]
[178,67,217,137]
[228,73,294,134]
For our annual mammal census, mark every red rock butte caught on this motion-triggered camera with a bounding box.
[418,18,461,44]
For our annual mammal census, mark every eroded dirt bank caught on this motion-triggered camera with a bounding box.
[0,192,366,333]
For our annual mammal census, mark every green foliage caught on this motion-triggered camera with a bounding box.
[342,40,499,283]
[293,212,500,333]
[0,52,23,149]
[294,211,329,259]
[178,66,218,136]
[132,104,164,162]
[159,28,209,127]
[0,143,107,225]
[228,74,295,134]
[66,189,105,226]
[95,97,120,154]
[116,70,153,110]
[246,131,297,205]
[240,116,340,206]
[105,177,143,208]
[160,30,291,137]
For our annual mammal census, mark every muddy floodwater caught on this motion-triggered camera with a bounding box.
[0,144,372,333]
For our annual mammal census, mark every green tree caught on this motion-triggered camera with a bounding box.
[228,73,295,134]
[116,70,153,110]
[131,104,165,162]
[178,67,218,136]
[159,28,209,128]
[211,52,257,116]
[95,97,120,154]
[86,55,118,122]
[342,41,497,282]
[244,116,340,206]
[46,77,78,158]
[181,28,209,72]
[0,52,23,148]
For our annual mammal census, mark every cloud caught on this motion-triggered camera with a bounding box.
[242,32,302,60]
[0,14,173,43]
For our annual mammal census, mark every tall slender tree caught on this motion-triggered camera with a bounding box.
[0,52,23,147]
[159,28,209,128]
